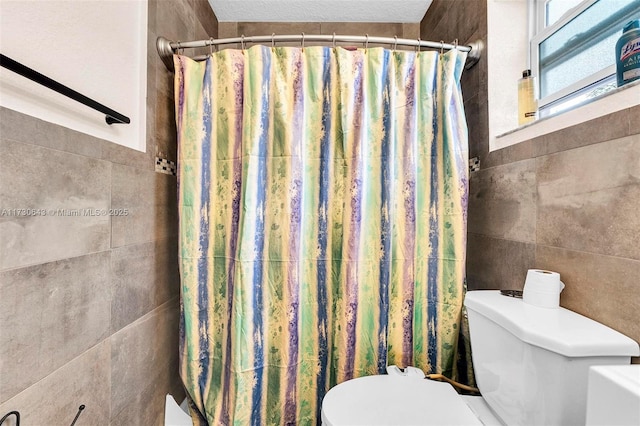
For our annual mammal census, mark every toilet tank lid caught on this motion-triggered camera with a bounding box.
[464,291,640,358]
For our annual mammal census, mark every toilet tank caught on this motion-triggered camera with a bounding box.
[464,291,639,426]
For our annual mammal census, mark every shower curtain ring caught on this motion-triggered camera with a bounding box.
[176,41,182,55]
[393,35,398,51]
[241,35,245,51]
[209,37,215,55]
[332,32,337,48]
[440,40,445,54]
[453,38,459,50]
[416,38,421,52]
[272,33,276,48]
[365,34,369,49]
[301,32,305,50]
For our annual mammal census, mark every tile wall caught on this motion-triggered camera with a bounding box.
[217,21,419,48]
[422,0,639,361]
[0,1,218,424]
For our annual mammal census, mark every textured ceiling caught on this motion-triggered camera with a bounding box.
[208,0,433,23]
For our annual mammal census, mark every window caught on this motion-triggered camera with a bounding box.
[531,0,640,116]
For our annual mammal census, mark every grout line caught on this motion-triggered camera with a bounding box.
[0,248,112,274]
[468,233,640,263]
[110,296,180,337]
[0,338,110,408]
[1,135,106,163]
[467,232,536,246]
[534,243,640,263]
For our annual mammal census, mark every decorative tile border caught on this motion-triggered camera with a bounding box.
[469,156,480,173]
[155,157,176,176]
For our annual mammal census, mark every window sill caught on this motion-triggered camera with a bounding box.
[492,80,640,151]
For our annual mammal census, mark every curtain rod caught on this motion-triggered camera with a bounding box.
[0,54,130,125]
[156,35,483,72]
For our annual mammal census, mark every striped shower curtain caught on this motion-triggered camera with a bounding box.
[174,45,469,425]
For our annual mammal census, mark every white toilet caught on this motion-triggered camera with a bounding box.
[321,290,640,425]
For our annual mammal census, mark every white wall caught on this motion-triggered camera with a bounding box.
[487,0,529,150]
[0,0,147,151]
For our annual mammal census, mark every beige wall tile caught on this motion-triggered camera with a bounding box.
[110,163,178,248]
[321,23,403,49]
[321,22,403,38]
[453,0,486,45]
[536,134,640,260]
[110,360,184,426]
[460,50,480,100]
[483,137,535,169]
[0,139,110,210]
[464,92,490,164]
[0,107,105,159]
[154,53,175,104]
[149,27,173,102]
[217,22,239,49]
[194,0,219,38]
[111,238,179,333]
[110,299,180,418]
[154,0,195,42]
[100,142,154,172]
[0,139,111,270]
[532,108,630,158]
[234,22,321,48]
[468,159,537,242]
[192,20,214,57]
[155,90,178,163]
[0,107,45,145]
[218,22,238,38]
[238,22,321,35]
[428,8,457,46]
[148,0,158,32]
[402,23,420,39]
[0,340,111,425]
[0,252,111,402]
[536,245,640,350]
[420,0,454,39]
[147,29,160,113]
[629,105,640,135]
[466,233,536,290]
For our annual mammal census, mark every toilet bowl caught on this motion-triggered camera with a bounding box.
[321,291,640,425]
[585,365,640,426]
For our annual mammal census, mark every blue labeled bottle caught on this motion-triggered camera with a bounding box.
[616,19,640,87]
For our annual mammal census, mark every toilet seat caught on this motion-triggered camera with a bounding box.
[321,375,483,426]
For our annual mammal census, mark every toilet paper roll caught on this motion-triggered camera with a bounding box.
[523,269,565,309]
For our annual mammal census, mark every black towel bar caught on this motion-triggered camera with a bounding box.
[0,54,130,125]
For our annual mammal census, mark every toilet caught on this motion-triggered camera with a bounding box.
[321,290,640,425]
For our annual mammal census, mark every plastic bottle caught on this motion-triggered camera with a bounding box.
[518,69,537,126]
[616,19,640,87]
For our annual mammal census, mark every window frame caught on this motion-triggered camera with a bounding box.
[530,0,633,109]
[490,0,640,151]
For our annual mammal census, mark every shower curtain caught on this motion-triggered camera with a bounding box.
[174,45,469,425]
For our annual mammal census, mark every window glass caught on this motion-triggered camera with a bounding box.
[538,0,640,100]
[545,0,583,27]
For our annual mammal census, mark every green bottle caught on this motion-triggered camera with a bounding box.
[616,19,640,87]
